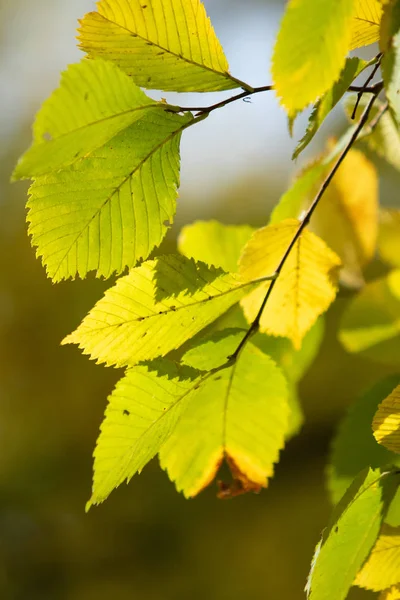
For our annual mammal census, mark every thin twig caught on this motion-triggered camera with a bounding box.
[361,100,389,137]
[228,92,379,362]
[351,54,383,120]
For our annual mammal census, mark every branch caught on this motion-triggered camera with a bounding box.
[351,54,383,120]
[229,92,379,362]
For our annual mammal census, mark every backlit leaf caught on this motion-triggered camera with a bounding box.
[306,467,397,600]
[178,221,255,273]
[380,586,400,600]
[78,0,247,92]
[159,331,289,498]
[87,360,200,508]
[63,255,257,368]
[339,270,400,366]
[355,524,400,591]
[239,219,341,348]
[327,376,400,505]
[381,2,400,123]
[379,210,400,268]
[373,384,400,453]
[272,0,355,115]
[350,0,383,50]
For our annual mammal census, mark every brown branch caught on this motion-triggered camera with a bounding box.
[351,54,383,120]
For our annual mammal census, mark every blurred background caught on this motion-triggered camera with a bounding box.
[1,0,399,598]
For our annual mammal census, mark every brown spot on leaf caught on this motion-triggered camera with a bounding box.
[217,455,263,499]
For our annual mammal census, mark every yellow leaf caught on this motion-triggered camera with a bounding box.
[310,146,379,288]
[350,0,383,50]
[380,586,400,600]
[271,0,356,115]
[379,209,400,269]
[78,0,247,92]
[238,219,341,349]
[373,384,400,453]
[355,525,400,591]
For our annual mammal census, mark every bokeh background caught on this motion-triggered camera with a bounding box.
[1,1,399,598]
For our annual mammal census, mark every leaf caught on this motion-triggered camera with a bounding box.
[355,524,400,591]
[293,57,369,159]
[87,360,200,508]
[13,59,165,179]
[339,270,400,366]
[239,219,341,349]
[379,210,400,269]
[327,376,400,505]
[373,384,400,453]
[350,0,383,50]
[78,0,247,93]
[178,221,255,273]
[306,467,398,600]
[347,95,400,171]
[159,330,289,498]
[380,586,400,600]
[271,0,356,115]
[63,255,258,368]
[381,3,400,124]
[309,146,379,288]
[25,99,193,282]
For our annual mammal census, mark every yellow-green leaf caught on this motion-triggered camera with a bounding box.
[373,384,400,453]
[239,220,341,349]
[272,0,356,115]
[379,210,400,268]
[159,331,289,498]
[78,0,247,92]
[350,0,383,50]
[355,525,400,591]
[63,255,257,368]
[178,221,255,273]
[339,270,400,365]
[87,360,200,508]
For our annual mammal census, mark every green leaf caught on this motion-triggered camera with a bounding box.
[346,95,400,171]
[63,255,258,368]
[293,57,369,159]
[339,270,400,366]
[87,360,200,509]
[13,60,168,179]
[379,209,400,269]
[23,77,194,280]
[78,0,249,93]
[271,0,356,115]
[306,467,398,600]
[178,221,255,273]
[381,2,400,124]
[159,330,289,498]
[327,376,400,505]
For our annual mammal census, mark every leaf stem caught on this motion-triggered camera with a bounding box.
[228,92,379,362]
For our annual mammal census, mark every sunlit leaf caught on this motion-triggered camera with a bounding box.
[272,0,355,115]
[379,210,400,269]
[15,61,195,281]
[87,360,200,508]
[13,59,164,179]
[159,330,289,498]
[239,219,341,348]
[306,467,398,600]
[293,57,369,159]
[373,384,400,453]
[350,0,383,50]
[78,0,247,92]
[178,221,255,273]
[328,376,400,505]
[339,270,400,366]
[355,524,400,591]
[381,2,400,124]
[63,255,257,367]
